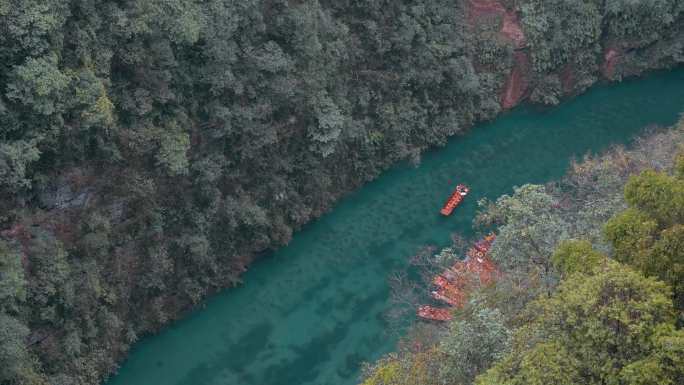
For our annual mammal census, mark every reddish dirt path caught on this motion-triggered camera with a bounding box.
[467,0,505,20]
[501,52,530,109]
[502,11,525,48]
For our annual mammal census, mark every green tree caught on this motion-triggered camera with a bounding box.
[519,0,602,73]
[0,241,26,313]
[604,208,658,266]
[478,184,569,294]
[6,54,70,116]
[674,151,684,179]
[619,327,684,385]
[476,341,581,385]
[0,140,40,191]
[26,230,72,325]
[156,121,191,176]
[438,306,511,384]
[606,163,684,310]
[308,91,346,157]
[0,0,68,57]
[650,225,684,309]
[0,312,32,383]
[551,239,605,277]
[476,261,677,385]
[623,169,684,226]
[360,350,437,385]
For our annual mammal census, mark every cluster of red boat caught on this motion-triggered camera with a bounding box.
[417,233,499,322]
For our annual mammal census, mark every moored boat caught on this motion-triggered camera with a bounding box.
[432,274,451,288]
[440,184,469,216]
[417,305,453,321]
[473,232,496,253]
[431,286,465,307]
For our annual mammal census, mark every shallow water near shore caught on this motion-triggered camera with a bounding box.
[106,68,684,385]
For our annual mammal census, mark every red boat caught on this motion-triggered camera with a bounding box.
[440,184,469,216]
[417,305,453,321]
[431,286,464,307]
[473,233,496,253]
[432,275,451,288]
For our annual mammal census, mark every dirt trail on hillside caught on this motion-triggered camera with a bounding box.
[468,0,528,109]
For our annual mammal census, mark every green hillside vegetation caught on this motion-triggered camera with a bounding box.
[1,1,684,384]
[360,122,684,385]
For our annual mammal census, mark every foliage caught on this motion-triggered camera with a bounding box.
[476,340,581,385]
[604,208,658,265]
[361,351,437,385]
[0,140,40,192]
[519,0,602,73]
[361,357,402,385]
[6,54,70,116]
[675,151,684,178]
[623,169,684,226]
[0,312,40,385]
[605,161,684,312]
[437,306,511,384]
[550,239,605,277]
[604,0,681,46]
[475,261,678,385]
[477,184,568,295]
[619,328,684,385]
[0,241,25,313]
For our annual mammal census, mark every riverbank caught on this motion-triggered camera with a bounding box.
[106,69,684,385]
[360,118,684,385]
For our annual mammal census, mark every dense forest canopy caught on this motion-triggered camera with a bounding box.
[0,0,683,384]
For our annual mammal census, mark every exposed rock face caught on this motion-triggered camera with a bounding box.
[38,169,96,210]
[468,0,526,48]
[501,52,530,109]
[467,0,683,109]
[501,10,526,48]
[602,48,623,80]
[39,184,93,210]
[560,65,576,95]
[467,0,529,110]
[467,0,506,21]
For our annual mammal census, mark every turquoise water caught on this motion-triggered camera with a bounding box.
[107,68,684,385]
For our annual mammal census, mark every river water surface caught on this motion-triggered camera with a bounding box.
[107,68,684,385]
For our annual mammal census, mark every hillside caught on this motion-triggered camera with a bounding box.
[1,1,684,384]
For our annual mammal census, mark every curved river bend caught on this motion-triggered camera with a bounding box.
[107,68,684,385]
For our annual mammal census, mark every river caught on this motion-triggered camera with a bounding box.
[106,68,684,385]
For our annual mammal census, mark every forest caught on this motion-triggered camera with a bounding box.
[1,0,684,384]
[360,121,684,385]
